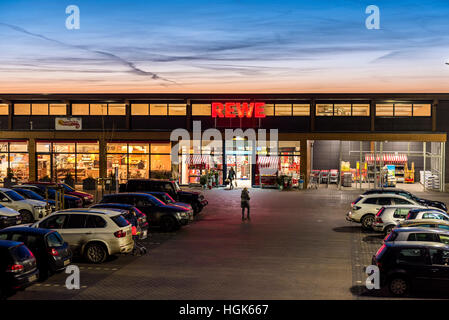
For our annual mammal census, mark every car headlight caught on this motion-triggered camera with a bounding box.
[33,206,45,212]
[177,212,187,218]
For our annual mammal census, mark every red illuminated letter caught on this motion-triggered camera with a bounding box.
[225,102,236,118]
[254,102,266,118]
[212,102,224,118]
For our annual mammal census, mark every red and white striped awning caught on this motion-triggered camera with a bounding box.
[257,156,279,166]
[365,154,408,164]
[185,155,211,165]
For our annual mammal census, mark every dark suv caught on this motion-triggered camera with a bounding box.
[372,241,449,296]
[120,179,208,214]
[100,193,190,232]
[0,240,39,298]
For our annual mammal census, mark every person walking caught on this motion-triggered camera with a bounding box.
[241,187,250,221]
[228,167,236,190]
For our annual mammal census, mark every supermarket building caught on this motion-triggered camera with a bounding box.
[0,93,447,191]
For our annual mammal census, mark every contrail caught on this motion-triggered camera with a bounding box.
[0,22,177,84]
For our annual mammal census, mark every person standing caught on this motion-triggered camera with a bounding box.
[241,187,250,221]
[228,167,236,190]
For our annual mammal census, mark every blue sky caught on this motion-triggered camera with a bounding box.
[0,0,449,92]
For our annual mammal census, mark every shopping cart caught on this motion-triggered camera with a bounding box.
[308,172,319,189]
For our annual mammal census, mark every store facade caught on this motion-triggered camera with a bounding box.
[0,93,447,190]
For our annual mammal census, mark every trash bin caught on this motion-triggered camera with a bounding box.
[298,179,304,190]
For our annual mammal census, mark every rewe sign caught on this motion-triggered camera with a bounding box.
[212,102,266,118]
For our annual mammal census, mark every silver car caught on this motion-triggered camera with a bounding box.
[372,205,422,235]
[31,208,134,263]
[384,227,449,245]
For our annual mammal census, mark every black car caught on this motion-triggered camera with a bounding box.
[120,179,208,214]
[372,241,449,296]
[100,193,190,232]
[0,227,72,280]
[13,188,56,212]
[0,240,39,297]
[363,189,447,211]
[90,203,149,239]
[14,185,83,209]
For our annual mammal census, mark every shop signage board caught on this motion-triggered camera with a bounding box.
[212,102,266,118]
[55,117,82,130]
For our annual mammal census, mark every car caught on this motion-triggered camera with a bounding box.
[13,188,56,212]
[90,203,149,240]
[372,205,420,235]
[144,191,194,222]
[14,185,83,209]
[100,193,190,232]
[406,208,449,221]
[30,208,134,263]
[0,240,39,298]
[28,182,94,206]
[397,219,449,231]
[347,193,427,230]
[372,241,449,296]
[120,179,208,214]
[0,204,22,229]
[0,227,72,280]
[362,188,447,212]
[384,227,449,245]
[0,188,50,224]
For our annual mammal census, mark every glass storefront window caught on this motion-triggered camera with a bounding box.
[376,104,394,116]
[77,142,99,153]
[316,104,333,116]
[131,104,149,115]
[53,153,76,182]
[107,143,128,153]
[0,141,29,183]
[0,104,8,115]
[32,104,48,115]
[49,104,67,115]
[168,104,186,116]
[150,104,167,115]
[394,104,412,116]
[352,104,370,116]
[293,104,310,116]
[36,142,51,153]
[129,143,149,154]
[0,143,8,152]
[413,104,431,116]
[37,154,51,180]
[264,104,274,116]
[14,104,30,115]
[10,142,28,152]
[334,104,351,116]
[108,104,126,115]
[107,154,128,182]
[151,143,170,154]
[9,153,28,182]
[0,153,7,181]
[53,143,76,153]
[151,154,171,172]
[275,104,292,116]
[76,153,99,181]
[192,104,211,116]
[72,104,89,115]
[129,154,149,179]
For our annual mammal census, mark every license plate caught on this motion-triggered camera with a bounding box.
[64,259,70,266]
[29,274,38,282]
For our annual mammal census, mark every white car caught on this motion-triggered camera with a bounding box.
[384,227,449,245]
[31,208,134,263]
[372,205,427,235]
[0,204,22,228]
[346,193,431,230]
[0,188,49,224]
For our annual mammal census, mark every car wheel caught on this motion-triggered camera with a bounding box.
[192,203,202,215]
[361,214,375,230]
[84,243,107,264]
[160,216,178,232]
[19,210,34,224]
[389,276,409,296]
[384,225,395,235]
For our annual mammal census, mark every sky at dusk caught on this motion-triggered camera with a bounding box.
[1,0,449,93]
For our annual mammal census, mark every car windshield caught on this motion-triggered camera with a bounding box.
[163,194,174,204]
[61,184,75,192]
[46,232,64,248]
[111,215,130,227]
[5,190,25,201]
[19,189,45,201]
[11,244,33,262]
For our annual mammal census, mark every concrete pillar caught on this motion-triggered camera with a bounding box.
[99,138,107,179]
[28,137,36,181]
[300,139,308,188]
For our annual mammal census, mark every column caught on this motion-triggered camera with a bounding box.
[28,137,36,181]
[300,139,308,188]
[99,138,107,179]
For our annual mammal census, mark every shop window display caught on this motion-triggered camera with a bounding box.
[0,141,29,182]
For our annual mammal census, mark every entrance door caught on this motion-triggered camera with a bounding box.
[226,155,252,188]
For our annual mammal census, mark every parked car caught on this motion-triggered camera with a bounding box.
[384,227,449,245]
[28,182,94,206]
[347,194,427,230]
[397,219,449,231]
[0,227,72,280]
[362,188,447,212]
[30,208,133,263]
[372,205,420,235]
[0,205,21,229]
[90,203,149,239]
[406,208,449,221]
[120,179,208,214]
[145,191,193,221]
[372,241,449,296]
[0,188,50,224]
[15,185,83,209]
[100,193,190,231]
[13,188,56,212]
[0,240,39,297]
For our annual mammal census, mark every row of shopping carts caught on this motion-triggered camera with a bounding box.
[308,169,339,189]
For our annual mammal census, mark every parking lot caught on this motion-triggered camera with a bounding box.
[8,186,449,300]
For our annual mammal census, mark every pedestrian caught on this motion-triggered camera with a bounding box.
[241,187,250,221]
[228,167,236,190]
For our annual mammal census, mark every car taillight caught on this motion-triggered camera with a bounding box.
[375,217,383,224]
[48,248,59,256]
[114,230,126,238]
[7,264,24,273]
